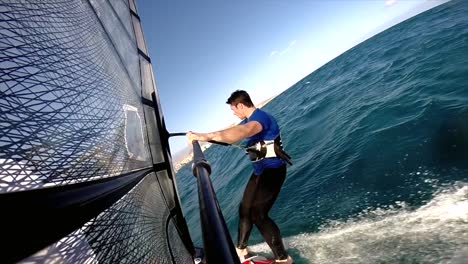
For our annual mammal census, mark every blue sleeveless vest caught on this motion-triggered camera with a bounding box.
[242,109,286,175]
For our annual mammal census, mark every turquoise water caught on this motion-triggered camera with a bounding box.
[176,1,468,263]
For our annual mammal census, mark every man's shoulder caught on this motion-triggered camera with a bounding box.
[252,108,271,119]
[246,110,274,132]
[254,109,277,124]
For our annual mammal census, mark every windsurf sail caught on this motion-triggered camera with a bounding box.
[0,0,194,262]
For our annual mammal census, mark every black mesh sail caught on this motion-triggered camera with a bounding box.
[0,0,194,263]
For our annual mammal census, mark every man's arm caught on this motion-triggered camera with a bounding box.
[187,121,262,144]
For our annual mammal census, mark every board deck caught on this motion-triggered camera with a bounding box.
[242,255,276,264]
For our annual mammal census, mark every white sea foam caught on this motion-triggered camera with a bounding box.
[250,182,468,264]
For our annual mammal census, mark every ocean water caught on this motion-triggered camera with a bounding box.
[175,1,468,263]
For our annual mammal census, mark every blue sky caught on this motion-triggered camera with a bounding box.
[138,0,448,155]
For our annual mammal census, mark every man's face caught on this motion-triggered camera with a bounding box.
[230,103,244,119]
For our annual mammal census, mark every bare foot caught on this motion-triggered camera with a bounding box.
[236,247,249,261]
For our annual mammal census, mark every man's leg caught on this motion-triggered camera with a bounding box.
[250,166,291,261]
[237,173,259,256]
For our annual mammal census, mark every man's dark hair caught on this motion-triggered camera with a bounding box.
[226,90,254,107]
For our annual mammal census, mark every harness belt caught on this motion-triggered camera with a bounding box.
[246,136,292,165]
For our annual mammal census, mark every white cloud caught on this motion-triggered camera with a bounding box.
[279,40,297,55]
[385,0,397,6]
[270,40,297,58]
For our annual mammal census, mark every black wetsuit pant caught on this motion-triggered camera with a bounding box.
[237,165,288,260]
